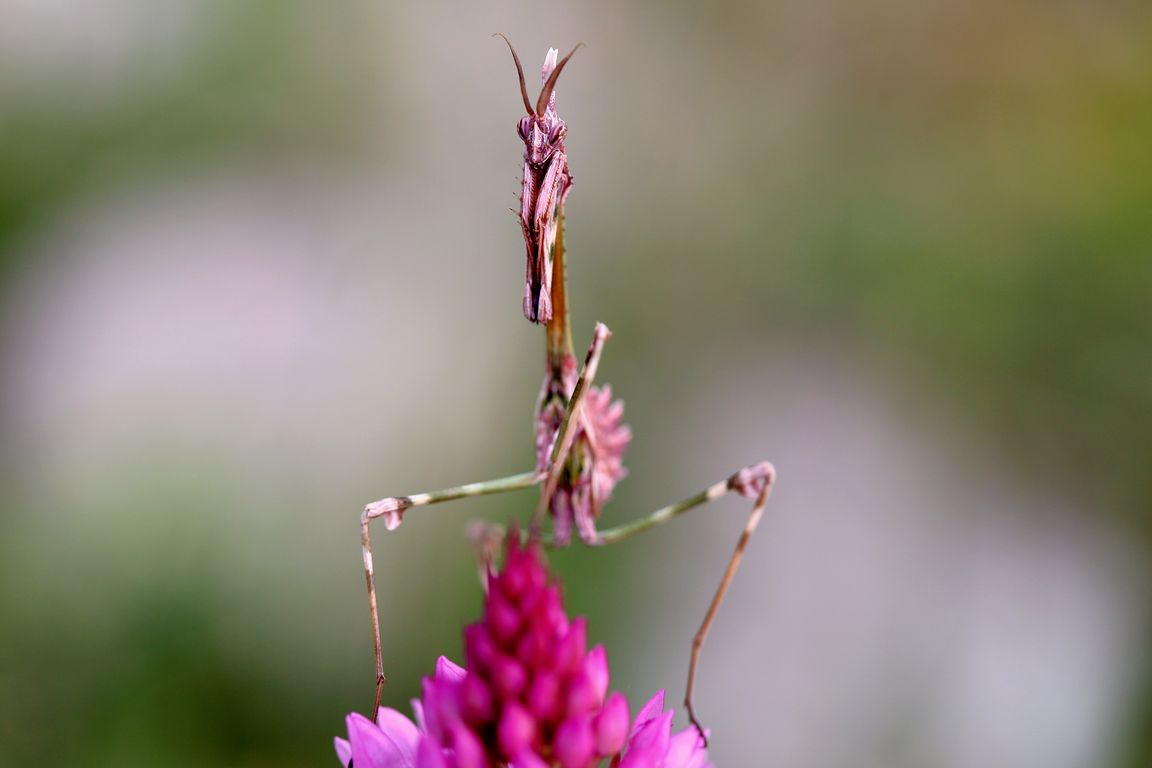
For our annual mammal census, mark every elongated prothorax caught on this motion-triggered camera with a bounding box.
[498,38,581,328]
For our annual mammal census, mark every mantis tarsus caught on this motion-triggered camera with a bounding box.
[359,38,777,743]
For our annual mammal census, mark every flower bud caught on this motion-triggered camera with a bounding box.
[554,616,587,675]
[555,715,595,768]
[523,549,548,593]
[434,656,466,683]
[500,543,532,598]
[594,692,630,756]
[419,677,460,742]
[464,624,497,672]
[565,667,599,718]
[515,623,551,668]
[497,700,537,758]
[460,675,494,724]
[583,645,609,703]
[449,723,486,768]
[486,588,522,645]
[526,669,562,724]
[490,654,528,700]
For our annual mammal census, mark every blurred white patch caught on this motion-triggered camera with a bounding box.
[1,166,527,516]
[0,0,210,98]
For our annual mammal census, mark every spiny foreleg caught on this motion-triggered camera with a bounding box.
[531,320,611,534]
[523,151,570,323]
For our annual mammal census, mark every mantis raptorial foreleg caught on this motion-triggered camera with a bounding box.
[359,322,612,714]
[532,321,611,532]
[522,150,569,323]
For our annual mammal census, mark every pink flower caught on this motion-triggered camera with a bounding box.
[610,691,713,768]
[334,658,463,768]
[337,533,709,767]
[454,533,630,766]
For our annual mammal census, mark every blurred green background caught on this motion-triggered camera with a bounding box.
[1,1,1150,766]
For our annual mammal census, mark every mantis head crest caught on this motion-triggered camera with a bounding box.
[495,35,583,121]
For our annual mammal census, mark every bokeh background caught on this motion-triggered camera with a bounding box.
[1,1,1150,766]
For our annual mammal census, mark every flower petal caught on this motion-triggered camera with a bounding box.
[434,655,467,683]
[413,737,448,768]
[334,736,352,767]
[594,692,631,757]
[451,722,488,768]
[347,710,419,768]
[410,699,427,734]
[619,710,673,768]
[665,727,711,768]
[630,691,666,736]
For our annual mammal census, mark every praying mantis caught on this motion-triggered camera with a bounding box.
[358,37,776,742]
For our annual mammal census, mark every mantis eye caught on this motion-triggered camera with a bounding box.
[549,124,567,143]
[518,116,533,140]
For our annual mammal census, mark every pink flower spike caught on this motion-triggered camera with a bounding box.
[336,532,704,767]
[345,711,420,768]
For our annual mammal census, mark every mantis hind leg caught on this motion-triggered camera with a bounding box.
[360,470,540,713]
[592,461,777,744]
[683,467,775,743]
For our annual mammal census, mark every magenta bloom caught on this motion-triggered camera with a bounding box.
[610,691,712,768]
[337,534,708,767]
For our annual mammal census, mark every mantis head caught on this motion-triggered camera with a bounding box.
[496,35,581,167]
